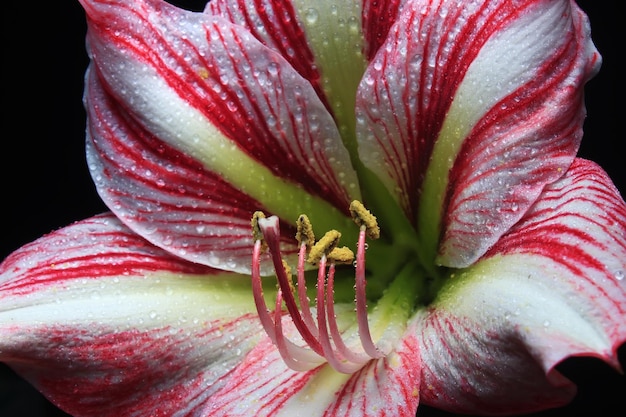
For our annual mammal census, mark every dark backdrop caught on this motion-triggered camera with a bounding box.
[1,1,624,416]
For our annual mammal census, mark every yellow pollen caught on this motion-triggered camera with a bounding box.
[198,67,209,79]
[282,259,296,293]
[251,211,268,251]
[295,214,316,248]
[307,230,341,265]
[327,246,355,264]
[349,200,380,239]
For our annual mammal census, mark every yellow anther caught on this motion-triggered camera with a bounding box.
[282,259,296,293]
[327,246,355,264]
[251,211,268,251]
[307,230,341,265]
[295,214,316,248]
[349,200,380,240]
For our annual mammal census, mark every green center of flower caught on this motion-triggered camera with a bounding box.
[251,201,433,373]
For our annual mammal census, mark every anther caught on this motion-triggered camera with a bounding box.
[350,200,380,239]
[307,230,342,265]
[296,214,315,248]
[251,211,268,251]
[282,259,296,294]
[327,246,354,264]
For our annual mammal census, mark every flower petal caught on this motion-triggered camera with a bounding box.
[416,159,625,414]
[0,213,266,417]
[355,0,601,266]
[80,0,359,270]
[205,317,421,416]
[207,0,406,157]
[85,72,294,274]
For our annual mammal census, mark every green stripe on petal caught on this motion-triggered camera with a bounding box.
[292,0,367,155]
[84,0,362,241]
[417,2,598,266]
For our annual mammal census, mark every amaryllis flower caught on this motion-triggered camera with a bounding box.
[1,0,624,416]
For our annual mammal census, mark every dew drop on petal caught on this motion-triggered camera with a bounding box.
[304,8,319,24]
[615,270,624,281]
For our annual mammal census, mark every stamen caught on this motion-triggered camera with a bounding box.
[252,226,322,368]
[251,211,268,251]
[354,226,384,358]
[251,239,277,340]
[296,214,315,248]
[324,261,371,366]
[250,201,386,374]
[350,200,380,239]
[281,259,296,294]
[297,242,318,335]
[316,256,365,373]
[327,246,354,264]
[308,230,341,265]
[273,290,323,371]
[255,216,323,356]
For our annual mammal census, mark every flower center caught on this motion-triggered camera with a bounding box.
[251,201,411,374]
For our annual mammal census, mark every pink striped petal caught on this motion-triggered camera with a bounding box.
[417,159,625,415]
[206,0,406,142]
[0,214,265,417]
[361,0,407,61]
[355,0,601,267]
[85,71,294,274]
[206,317,421,416]
[80,0,359,271]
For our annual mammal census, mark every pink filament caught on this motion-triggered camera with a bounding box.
[251,216,382,374]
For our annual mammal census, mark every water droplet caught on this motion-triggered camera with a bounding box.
[226,100,237,112]
[267,62,279,76]
[615,270,624,281]
[304,8,319,24]
[149,310,157,319]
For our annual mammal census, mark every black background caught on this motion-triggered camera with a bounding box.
[1,1,624,416]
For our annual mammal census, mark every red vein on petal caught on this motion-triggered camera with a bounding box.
[361,0,404,61]
[0,214,216,296]
[208,0,329,112]
[86,0,351,211]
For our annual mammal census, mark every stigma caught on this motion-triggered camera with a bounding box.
[250,201,387,374]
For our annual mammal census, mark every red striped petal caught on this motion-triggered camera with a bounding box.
[0,214,264,417]
[85,72,293,273]
[361,0,407,61]
[355,0,601,267]
[416,309,577,414]
[207,0,406,156]
[206,0,330,110]
[206,316,421,416]
[80,0,360,270]
[417,159,626,414]
[486,158,626,353]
